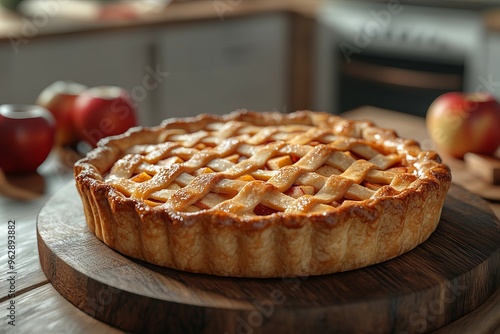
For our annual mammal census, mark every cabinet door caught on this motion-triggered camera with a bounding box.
[155,13,289,123]
[0,30,154,125]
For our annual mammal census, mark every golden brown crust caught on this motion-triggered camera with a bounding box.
[74,110,451,277]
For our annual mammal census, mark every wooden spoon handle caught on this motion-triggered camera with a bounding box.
[0,169,41,201]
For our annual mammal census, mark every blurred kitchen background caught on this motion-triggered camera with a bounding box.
[1,0,500,126]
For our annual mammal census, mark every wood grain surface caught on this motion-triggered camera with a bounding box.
[0,284,122,334]
[36,182,500,334]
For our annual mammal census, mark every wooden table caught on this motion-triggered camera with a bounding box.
[0,106,498,333]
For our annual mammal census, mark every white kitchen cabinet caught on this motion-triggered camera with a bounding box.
[154,13,290,124]
[0,12,290,127]
[0,29,154,125]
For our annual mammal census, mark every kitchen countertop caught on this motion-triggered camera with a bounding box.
[0,0,319,43]
[1,0,500,44]
[0,106,498,333]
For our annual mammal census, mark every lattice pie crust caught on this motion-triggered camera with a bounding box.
[74,111,451,277]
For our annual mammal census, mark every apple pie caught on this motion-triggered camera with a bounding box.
[74,110,451,277]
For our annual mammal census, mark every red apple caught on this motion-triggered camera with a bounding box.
[72,86,138,147]
[36,81,88,146]
[0,104,56,174]
[426,92,500,159]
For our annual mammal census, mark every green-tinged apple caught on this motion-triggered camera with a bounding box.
[72,86,138,147]
[36,81,88,146]
[0,105,55,174]
[426,92,500,159]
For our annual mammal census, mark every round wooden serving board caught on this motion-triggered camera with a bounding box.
[37,182,500,334]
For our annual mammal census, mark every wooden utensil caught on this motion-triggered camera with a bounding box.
[464,153,500,185]
[0,168,42,201]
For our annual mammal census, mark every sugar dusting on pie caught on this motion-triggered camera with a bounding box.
[74,110,451,277]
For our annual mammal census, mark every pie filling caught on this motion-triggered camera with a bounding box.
[103,118,417,217]
[74,110,451,277]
